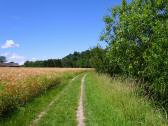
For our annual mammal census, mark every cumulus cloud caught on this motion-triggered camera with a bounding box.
[9,54,26,65]
[0,52,26,65]
[31,58,37,61]
[1,40,20,49]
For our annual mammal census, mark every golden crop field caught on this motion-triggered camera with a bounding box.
[0,67,87,85]
[0,67,88,115]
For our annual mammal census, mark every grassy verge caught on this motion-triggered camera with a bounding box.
[37,74,84,126]
[84,72,168,126]
[0,84,4,92]
[0,73,80,126]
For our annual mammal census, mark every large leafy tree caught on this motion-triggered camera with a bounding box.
[101,0,168,109]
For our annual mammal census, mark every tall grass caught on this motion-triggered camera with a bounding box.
[84,72,168,126]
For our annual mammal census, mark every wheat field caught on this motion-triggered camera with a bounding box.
[0,67,87,116]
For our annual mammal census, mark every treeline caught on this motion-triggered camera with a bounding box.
[93,0,168,111]
[24,59,62,67]
[24,50,91,68]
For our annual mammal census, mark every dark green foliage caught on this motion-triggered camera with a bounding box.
[90,46,106,72]
[0,56,6,63]
[62,50,91,68]
[121,0,127,14]
[24,59,62,67]
[62,52,80,67]
[99,0,168,111]
[90,46,113,74]
[24,50,92,68]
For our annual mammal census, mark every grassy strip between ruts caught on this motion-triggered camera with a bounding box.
[84,72,168,126]
[0,72,81,126]
[37,74,84,126]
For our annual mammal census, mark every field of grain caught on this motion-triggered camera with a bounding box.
[0,68,87,85]
[0,68,86,116]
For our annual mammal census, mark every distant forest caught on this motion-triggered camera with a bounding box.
[24,50,93,68]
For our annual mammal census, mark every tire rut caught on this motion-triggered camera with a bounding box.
[76,74,87,126]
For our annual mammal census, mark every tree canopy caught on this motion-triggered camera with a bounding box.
[99,0,168,111]
[24,50,92,68]
[0,56,6,63]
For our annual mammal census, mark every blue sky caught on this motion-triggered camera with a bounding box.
[0,0,129,64]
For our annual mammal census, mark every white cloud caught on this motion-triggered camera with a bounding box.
[0,52,10,57]
[9,54,26,65]
[1,40,20,49]
[0,52,26,65]
[31,58,37,61]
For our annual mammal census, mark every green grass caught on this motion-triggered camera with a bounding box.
[37,74,84,126]
[84,72,168,126]
[0,73,80,126]
[0,84,4,92]
[1,72,167,126]
[0,81,6,92]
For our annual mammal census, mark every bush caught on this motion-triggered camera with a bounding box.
[99,0,168,111]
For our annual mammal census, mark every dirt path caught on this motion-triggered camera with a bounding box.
[29,75,79,126]
[76,74,87,126]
